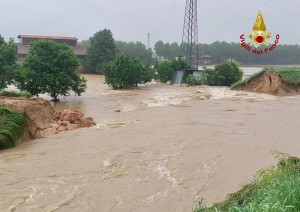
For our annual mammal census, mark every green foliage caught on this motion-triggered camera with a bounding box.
[186,75,198,86]
[0,90,31,98]
[0,107,28,149]
[154,58,192,83]
[201,61,243,86]
[84,29,117,74]
[18,40,87,101]
[102,55,153,89]
[154,60,173,83]
[0,35,18,90]
[214,61,243,86]
[154,40,300,65]
[195,154,300,212]
[115,41,153,64]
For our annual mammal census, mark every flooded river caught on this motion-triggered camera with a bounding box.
[1,71,300,212]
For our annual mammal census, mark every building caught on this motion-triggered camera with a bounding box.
[17,35,87,64]
[199,55,213,65]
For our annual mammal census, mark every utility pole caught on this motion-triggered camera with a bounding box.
[182,0,198,69]
[147,33,151,49]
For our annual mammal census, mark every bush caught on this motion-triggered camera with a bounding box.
[102,55,153,89]
[0,107,28,149]
[154,60,173,83]
[201,61,243,86]
[154,57,192,83]
[186,74,198,86]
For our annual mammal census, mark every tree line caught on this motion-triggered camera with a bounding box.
[81,35,300,69]
[153,40,300,65]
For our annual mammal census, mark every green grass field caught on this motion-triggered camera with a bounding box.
[195,154,300,212]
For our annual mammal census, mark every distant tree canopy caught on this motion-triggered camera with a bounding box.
[0,35,17,89]
[19,40,87,101]
[154,40,300,65]
[84,29,117,74]
[115,41,153,64]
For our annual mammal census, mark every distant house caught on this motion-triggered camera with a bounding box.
[16,35,87,64]
[199,55,213,65]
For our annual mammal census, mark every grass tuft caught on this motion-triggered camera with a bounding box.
[195,153,300,212]
[0,107,28,149]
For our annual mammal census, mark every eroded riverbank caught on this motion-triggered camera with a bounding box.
[1,75,300,212]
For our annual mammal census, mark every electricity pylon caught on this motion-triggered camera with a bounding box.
[182,0,198,68]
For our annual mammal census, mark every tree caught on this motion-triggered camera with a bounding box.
[19,40,87,101]
[0,35,17,90]
[102,55,152,89]
[154,40,165,57]
[84,29,117,73]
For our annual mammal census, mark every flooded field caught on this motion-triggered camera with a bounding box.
[1,73,300,212]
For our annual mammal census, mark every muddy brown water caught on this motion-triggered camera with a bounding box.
[1,73,300,212]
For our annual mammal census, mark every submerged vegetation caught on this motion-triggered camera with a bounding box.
[0,107,28,149]
[195,154,300,212]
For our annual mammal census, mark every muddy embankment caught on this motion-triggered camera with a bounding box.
[232,72,300,95]
[0,97,96,143]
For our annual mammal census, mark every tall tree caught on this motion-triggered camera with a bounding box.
[84,29,117,74]
[19,40,87,101]
[0,35,17,89]
[154,40,165,57]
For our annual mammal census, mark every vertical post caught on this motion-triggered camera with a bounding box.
[147,33,151,49]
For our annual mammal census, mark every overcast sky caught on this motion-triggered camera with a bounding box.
[1,0,300,47]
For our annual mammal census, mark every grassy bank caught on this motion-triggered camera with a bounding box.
[0,107,28,149]
[195,154,300,212]
[232,67,300,88]
[0,90,31,98]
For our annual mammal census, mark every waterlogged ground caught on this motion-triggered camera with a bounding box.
[1,75,300,212]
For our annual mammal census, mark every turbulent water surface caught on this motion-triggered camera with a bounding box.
[1,71,300,212]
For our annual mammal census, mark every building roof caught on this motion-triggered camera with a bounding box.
[17,44,87,56]
[17,34,78,41]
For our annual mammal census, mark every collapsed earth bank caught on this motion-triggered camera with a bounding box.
[0,97,96,143]
[232,72,300,96]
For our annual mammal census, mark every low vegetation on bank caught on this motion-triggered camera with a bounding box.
[0,90,31,98]
[195,154,300,212]
[0,107,27,149]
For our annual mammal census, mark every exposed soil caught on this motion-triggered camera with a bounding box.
[0,97,96,143]
[233,72,300,96]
